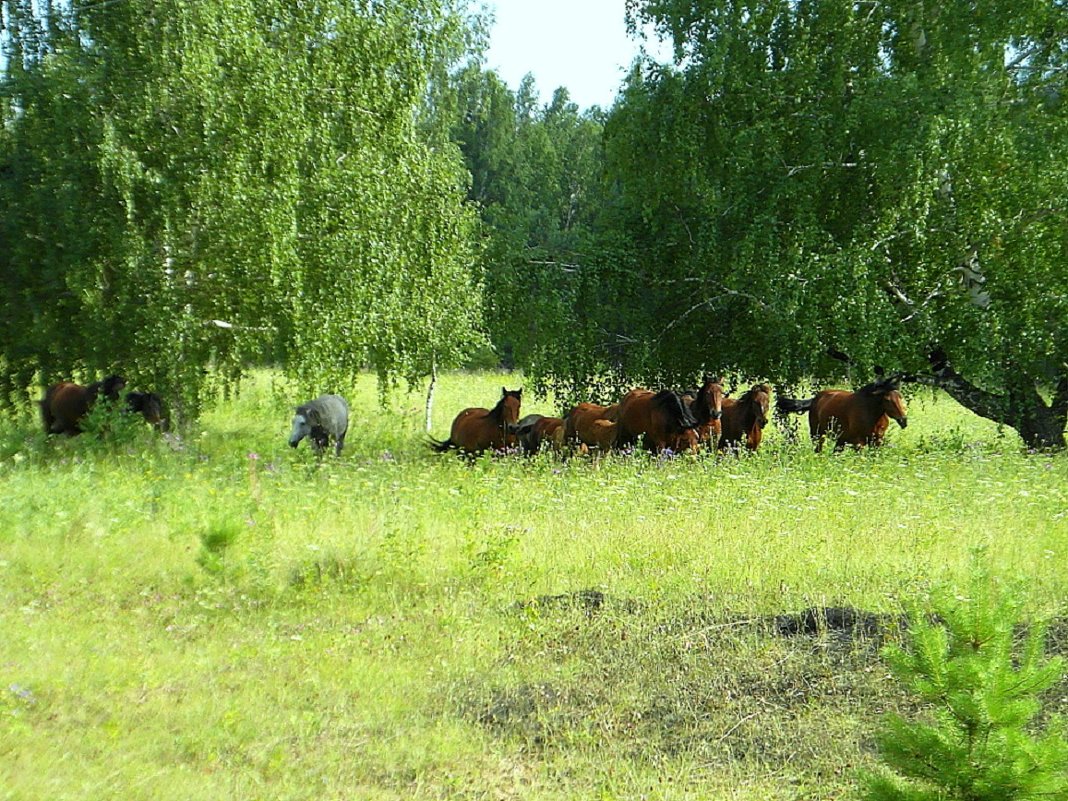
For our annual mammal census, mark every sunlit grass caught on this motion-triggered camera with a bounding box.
[1,370,1066,799]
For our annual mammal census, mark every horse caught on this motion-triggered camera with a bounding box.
[430,387,522,455]
[719,383,772,452]
[124,391,167,431]
[686,375,725,450]
[511,414,566,455]
[289,394,349,455]
[40,375,127,435]
[563,402,620,453]
[776,377,907,451]
[616,388,699,453]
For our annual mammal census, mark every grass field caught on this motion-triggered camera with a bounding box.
[2,371,1067,800]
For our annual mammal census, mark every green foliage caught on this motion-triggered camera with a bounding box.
[447,65,613,398]
[863,565,1068,800]
[196,519,242,576]
[0,0,484,417]
[510,0,1068,439]
[78,398,146,448]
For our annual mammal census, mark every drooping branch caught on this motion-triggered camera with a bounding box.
[902,349,1068,449]
[901,348,1011,423]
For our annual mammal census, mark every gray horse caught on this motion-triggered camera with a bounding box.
[288,394,349,455]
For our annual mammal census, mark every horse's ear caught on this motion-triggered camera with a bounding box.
[501,386,506,395]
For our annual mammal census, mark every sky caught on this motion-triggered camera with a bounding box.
[482,0,674,111]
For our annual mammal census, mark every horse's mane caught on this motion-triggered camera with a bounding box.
[651,390,698,430]
[739,383,772,405]
[857,377,900,396]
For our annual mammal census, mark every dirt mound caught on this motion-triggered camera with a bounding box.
[771,606,904,641]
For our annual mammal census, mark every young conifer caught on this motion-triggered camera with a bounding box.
[863,565,1068,801]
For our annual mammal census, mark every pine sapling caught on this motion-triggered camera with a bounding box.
[863,568,1068,801]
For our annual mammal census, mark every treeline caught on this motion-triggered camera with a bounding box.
[2,1,1067,446]
[1,0,483,417]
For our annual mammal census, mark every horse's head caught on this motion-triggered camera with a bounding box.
[883,389,908,428]
[125,391,166,430]
[289,404,319,447]
[860,378,908,428]
[101,374,127,401]
[499,387,522,424]
[748,383,773,429]
[694,375,724,421]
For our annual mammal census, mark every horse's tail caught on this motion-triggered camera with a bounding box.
[428,436,455,453]
[776,396,813,415]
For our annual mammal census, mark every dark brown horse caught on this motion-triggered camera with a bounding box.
[616,389,699,453]
[563,402,620,453]
[125,391,167,431]
[430,387,522,455]
[777,378,907,451]
[686,375,725,450]
[40,375,127,435]
[719,383,772,452]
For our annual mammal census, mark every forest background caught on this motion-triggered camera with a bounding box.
[1,0,1066,447]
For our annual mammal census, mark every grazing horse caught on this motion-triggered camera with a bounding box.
[289,394,350,455]
[40,375,127,435]
[124,391,167,431]
[616,389,699,453]
[719,383,772,452]
[525,416,568,454]
[511,414,566,455]
[776,378,907,451]
[431,387,522,455]
[686,375,725,450]
[563,402,620,453]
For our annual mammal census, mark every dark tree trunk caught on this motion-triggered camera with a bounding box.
[903,351,1068,450]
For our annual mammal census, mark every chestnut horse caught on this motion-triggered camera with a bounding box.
[430,387,522,455]
[686,375,725,450]
[40,375,127,435]
[719,383,772,452]
[616,389,699,453]
[564,402,620,453]
[776,378,907,451]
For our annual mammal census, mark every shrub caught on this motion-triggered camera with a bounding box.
[862,567,1068,801]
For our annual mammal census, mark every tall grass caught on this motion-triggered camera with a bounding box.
[1,371,1066,800]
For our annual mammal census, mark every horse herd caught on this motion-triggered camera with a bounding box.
[34,373,909,459]
[430,376,908,457]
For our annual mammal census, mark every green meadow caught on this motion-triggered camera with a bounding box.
[2,371,1067,800]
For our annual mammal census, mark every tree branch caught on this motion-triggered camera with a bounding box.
[901,350,1012,424]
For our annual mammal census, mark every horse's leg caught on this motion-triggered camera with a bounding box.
[335,431,346,456]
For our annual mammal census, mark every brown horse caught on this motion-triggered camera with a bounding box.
[777,378,907,451]
[40,375,127,435]
[719,383,772,452]
[686,375,725,450]
[564,402,620,453]
[430,387,522,455]
[616,389,699,453]
[124,391,167,431]
[511,414,566,455]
